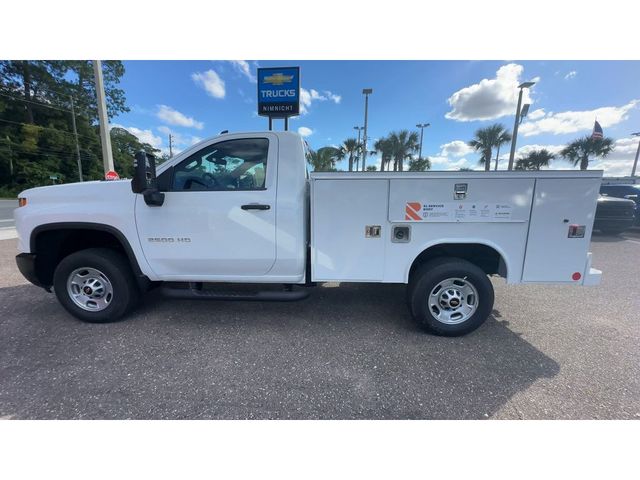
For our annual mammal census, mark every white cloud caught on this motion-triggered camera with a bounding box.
[300,87,342,114]
[192,69,226,99]
[297,126,313,137]
[111,124,162,149]
[589,136,640,176]
[157,125,204,148]
[156,105,204,130]
[429,156,474,171]
[445,63,535,121]
[527,108,546,120]
[564,71,577,80]
[519,100,638,137]
[229,60,256,83]
[439,140,474,157]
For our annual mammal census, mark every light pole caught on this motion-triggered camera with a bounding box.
[93,60,114,174]
[361,88,373,171]
[416,123,430,160]
[507,81,536,171]
[354,126,363,171]
[631,132,640,177]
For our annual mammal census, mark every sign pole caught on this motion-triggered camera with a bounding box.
[284,117,289,131]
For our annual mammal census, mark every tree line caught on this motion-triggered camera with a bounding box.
[307,123,615,173]
[307,129,431,173]
[0,61,160,196]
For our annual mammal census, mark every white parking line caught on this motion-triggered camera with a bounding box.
[623,238,640,245]
[0,219,13,223]
[0,227,17,240]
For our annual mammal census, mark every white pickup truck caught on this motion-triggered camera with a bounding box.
[14,131,602,336]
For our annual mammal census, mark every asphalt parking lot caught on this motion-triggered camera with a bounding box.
[0,230,639,420]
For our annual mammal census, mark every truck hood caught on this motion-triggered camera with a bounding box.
[19,180,133,205]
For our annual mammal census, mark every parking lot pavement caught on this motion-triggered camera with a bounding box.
[0,233,638,420]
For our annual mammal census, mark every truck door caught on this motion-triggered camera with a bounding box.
[134,134,278,280]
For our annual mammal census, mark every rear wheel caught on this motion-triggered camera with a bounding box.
[408,257,494,336]
[53,248,139,323]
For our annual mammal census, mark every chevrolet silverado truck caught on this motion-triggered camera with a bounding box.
[14,131,602,336]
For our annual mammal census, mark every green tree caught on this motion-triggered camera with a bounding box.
[365,165,377,171]
[560,136,614,170]
[515,148,555,171]
[459,167,474,172]
[468,123,510,172]
[388,130,419,171]
[408,157,431,171]
[110,127,160,178]
[307,146,340,172]
[373,137,393,172]
[0,60,130,192]
[492,127,512,171]
[337,138,361,172]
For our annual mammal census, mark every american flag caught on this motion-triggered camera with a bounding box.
[591,120,603,139]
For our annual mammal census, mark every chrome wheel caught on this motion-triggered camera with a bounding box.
[66,267,113,312]
[428,277,478,325]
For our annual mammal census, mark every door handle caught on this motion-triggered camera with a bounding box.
[241,204,271,211]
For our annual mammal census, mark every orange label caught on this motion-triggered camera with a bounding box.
[405,202,422,221]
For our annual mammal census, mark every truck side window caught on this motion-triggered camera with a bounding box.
[171,138,269,191]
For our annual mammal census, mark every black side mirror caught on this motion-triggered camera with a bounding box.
[131,151,165,207]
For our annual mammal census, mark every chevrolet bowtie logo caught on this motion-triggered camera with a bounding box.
[264,73,294,86]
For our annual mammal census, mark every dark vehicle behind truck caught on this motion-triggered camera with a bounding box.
[593,195,636,234]
[599,184,640,226]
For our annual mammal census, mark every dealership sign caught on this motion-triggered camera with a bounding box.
[257,67,300,118]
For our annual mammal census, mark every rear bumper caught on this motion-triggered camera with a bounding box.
[15,253,47,289]
[582,252,602,286]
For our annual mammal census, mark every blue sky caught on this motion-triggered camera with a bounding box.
[113,60,640,175]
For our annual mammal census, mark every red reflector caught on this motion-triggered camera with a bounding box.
[105,170,120,181]
[572,272,581,281]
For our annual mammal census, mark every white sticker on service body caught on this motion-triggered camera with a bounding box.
[405,202,513,222]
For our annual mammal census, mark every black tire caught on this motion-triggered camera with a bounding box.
[53,248,139,323]
[408,257,494,336]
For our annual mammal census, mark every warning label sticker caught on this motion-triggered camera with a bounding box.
[405,202,514,222]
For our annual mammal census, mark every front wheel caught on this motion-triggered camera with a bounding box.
[408,257,494,336]
[53,248,139,323]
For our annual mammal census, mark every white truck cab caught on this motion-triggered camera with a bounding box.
[14,131,602,336]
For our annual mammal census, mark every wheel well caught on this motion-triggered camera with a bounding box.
[408,243,506,281]
[31,226,142,287]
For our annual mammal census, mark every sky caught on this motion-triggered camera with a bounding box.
[113,60,640,175]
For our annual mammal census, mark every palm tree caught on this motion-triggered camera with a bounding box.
[560,136,614,170]
[493,128,512,171]
[373,137,393,172]
[388,130,419,171]
[307,146,340,172]
[515,149,555,171]
[468,124,510,172]
[338,138,361,172]
[408,157,431,171]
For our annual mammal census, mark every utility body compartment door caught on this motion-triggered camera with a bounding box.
[522,178,599,283]
[311,179,388,281]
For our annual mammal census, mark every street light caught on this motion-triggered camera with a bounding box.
[354,126,363,171]
[416,123,430,160]
[631,132,640,177]
[361,88,373,171]
[507,81,536,170]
